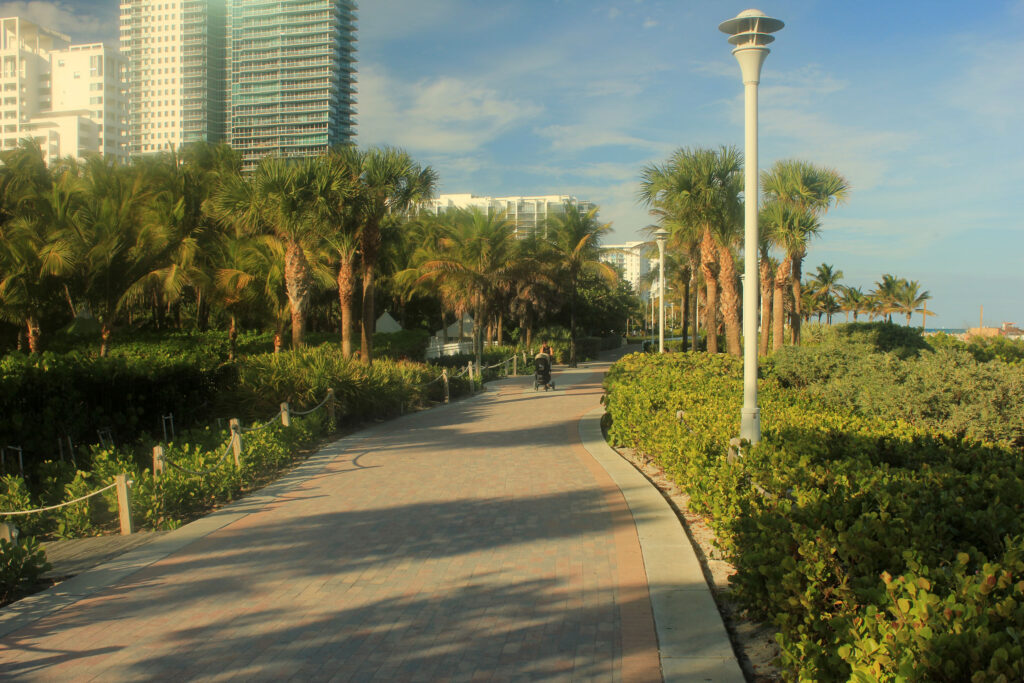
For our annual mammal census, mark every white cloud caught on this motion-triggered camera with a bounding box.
[357,64,543,154]
[643,18,658,29]
[0,1,106,38]
[535,123,666,154]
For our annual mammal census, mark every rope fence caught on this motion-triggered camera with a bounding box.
[0,351,540,538]
[0,482,117,517]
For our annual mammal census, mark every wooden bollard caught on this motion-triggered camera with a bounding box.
[281,402,291,428]
[513,355,517,376]
[504,359,509,376]
[152,445,165,479]
[442,368,450,403]
[116,473,134,535]
[467,362,474,393]
[229,419,242,467]
[327,388,336,425]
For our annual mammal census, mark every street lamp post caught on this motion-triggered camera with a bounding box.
[654,228,668,353]
[718,9,783,444]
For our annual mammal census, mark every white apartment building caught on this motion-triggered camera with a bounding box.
[421,193,595,239]
[45,44,129,163]
[119,0,227,155]
[0,17,127,163]
[600,241,653,298]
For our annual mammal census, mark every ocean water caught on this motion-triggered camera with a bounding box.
[926,328,967,334]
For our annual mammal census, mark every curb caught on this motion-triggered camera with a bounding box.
[578,407,745,682]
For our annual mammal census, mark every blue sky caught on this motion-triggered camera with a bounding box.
[8,0,1024,328]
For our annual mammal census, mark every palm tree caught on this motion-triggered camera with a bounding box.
[0,142,79,352]
[338,146,437,365]
[313,149,361,358]
[809,263,844,324]
[639,146,743,355]
[55,156,163,356]
[870,274,903,322]
[894,279,932,326]
[415,208,525,367]
[761,159,849,345]
[207,156,326,349]
[837,285,866,322]
[544,204,617,367]
[761,198,820,351]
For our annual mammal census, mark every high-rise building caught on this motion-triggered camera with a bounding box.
[421,193,596,239]
[118,0,227,155]
[0,17,128,163]
[600,241,653,298]
[227,0,357,170]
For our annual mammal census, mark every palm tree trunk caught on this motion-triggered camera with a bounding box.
[569,278,578,367]
[337,256,356,359]
[26,317,40,354]
[716,244,742,357]
[100,322,112,358]
[790,253,804,346]
[228,314,237,361]
[699,230,719,354]
[772,254,792,352]
[360,264,376,365]
[681,275,690,352]
[284,240,311,349]
[759,258,773,357]
[497,313,503,346]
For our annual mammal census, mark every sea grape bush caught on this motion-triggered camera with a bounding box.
[603,349,1024,681]
[765,324,1024,447]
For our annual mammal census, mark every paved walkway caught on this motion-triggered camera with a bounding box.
[0,351,742,682]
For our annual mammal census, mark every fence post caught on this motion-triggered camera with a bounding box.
[327,388,336,425]
[513,355,517,376]
[442,368,450,403]
[229,419,242,467]
[504,358,509,376]
[116,473,134,535]
[152,445,164,479]
[467,362,474,393]
[280,402,291,428]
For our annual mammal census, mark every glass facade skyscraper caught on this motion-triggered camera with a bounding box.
[227,0,356,169]
[120,0,356,163]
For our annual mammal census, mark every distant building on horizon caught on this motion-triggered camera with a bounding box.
[420,193,596,239]
[0,16,127,163]
[599,241,652,299]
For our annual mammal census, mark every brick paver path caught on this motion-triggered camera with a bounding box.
[0,355,661,681]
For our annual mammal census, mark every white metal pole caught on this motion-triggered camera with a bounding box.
[720,11,783,446]
[740,73,761,443]
[658,239,666,353]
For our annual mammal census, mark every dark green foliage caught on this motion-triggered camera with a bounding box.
[0,351,228,467]
[371,329,431,362]
[0,535,51,604]
[603,350,1024,681]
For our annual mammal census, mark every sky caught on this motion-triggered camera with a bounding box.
[7,0,1024,329]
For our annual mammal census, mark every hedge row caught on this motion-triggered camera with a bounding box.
[603,351,1024,681]
[0,336,470,474]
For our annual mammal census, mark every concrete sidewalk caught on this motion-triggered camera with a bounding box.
[0,352,742,682]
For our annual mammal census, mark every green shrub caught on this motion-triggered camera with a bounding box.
[0,535,51,604]
[764,327,1024,447]
[603,350,1024,680]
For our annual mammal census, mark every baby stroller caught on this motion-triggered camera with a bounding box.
[533,353,555,391]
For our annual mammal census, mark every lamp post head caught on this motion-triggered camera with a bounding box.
[653,228,669,246]
[719,9,783,84]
